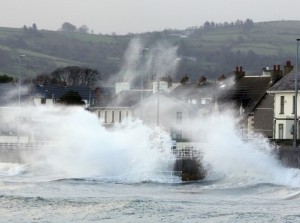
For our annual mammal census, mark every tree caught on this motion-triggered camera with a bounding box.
[203,21,211,31]
[244,19,254,29]
[32,23,38,32]
[0,74,13,83]
[58,90,85,105]
[50,66,100,87]
[61,22,77,32]
[78,25,89,33]
[23,25,28,32]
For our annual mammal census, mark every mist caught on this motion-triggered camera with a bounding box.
[115,38,179,85]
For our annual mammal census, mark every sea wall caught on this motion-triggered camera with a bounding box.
[278,147,300,168]
[0,148,23,163]
[173,158,206,181]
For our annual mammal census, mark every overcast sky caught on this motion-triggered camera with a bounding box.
[1,0,300,34]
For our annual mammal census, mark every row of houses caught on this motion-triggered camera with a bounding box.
[90,60,297,141]
[0,60,298,142]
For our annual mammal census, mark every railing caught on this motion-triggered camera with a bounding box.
[0,140,62,151]
[172,146,202,159]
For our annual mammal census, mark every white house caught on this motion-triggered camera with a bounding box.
[132,91,192,140]
[90,80,193,140]
[31,84,95,108]
[267,69,299,139]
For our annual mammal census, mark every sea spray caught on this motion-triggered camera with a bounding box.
[192,110,300,187]
[10,106,175,182]
[113,38,178,84]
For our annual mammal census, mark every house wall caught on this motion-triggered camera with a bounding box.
[252,94,274,138]
[33,97,90,108]
[93,108,132,124]
[273,92,299,139]
[133,94,191,140]
[33,98,55,106]
[152,81,168,93]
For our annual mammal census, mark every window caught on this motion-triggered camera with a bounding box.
[278,124,283,139]
[280,96,284,114]
[111,111,114,123]
[292,96,295,114]
[41,98,46,104]
[104,111,107,123]
[119,111,122,123]
[176,112,182,124]
[98,111,101,119]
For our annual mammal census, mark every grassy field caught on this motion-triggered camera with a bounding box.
[0,20,299,80]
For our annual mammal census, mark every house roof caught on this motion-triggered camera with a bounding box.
[32,84,95,100]
[170,82,216,99]
[134,90,189,108]
[94,90,153,108]
[267,70,298,92]
[217,75,273,114]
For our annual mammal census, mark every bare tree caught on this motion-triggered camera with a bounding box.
[50,66,100,87]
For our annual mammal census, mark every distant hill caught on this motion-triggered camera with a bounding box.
[0,20,300,83]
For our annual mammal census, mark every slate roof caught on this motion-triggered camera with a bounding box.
[267,70,298,92]
[32,84,95,101]
[170,82,216,100]
[93,90,153,108]
[217,75,273,114]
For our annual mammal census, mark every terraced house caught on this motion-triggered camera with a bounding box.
[267,62,299,140]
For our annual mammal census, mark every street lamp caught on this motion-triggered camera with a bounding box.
[17,54,25,147]
[140,48,148,120]
[18,54,26,107]
[293,40,300,148]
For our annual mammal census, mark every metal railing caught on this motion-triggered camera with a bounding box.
[0,140,62,151]
[172,146,202,159]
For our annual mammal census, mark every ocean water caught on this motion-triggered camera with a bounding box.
[0,166,300,223]
[1,107,300,222]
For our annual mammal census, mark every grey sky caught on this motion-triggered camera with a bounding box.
[1,0,299,34]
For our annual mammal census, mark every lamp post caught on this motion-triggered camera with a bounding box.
[293,40,300,148]
[140,48,148,120]
[17,54,25,146]
[18,55,26,107]
[156,78,160,126]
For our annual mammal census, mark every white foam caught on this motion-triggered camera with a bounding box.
[194,110,300,188]
[12,106,175,182]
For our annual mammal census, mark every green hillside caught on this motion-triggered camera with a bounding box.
[0,20,300,82]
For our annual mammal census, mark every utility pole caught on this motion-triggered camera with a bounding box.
[18,55,26,148]
[293,39,300,148]
[140,48,148,120]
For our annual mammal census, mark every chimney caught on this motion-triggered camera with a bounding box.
[270,64,283,84]
[198,75,207,86]
[234,66,245,81]
[115,82,130,94]
[284,61,293,76]
[217,74,226,82]
[180,74,189,84]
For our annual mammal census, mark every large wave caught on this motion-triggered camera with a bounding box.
[195,110,300,188]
